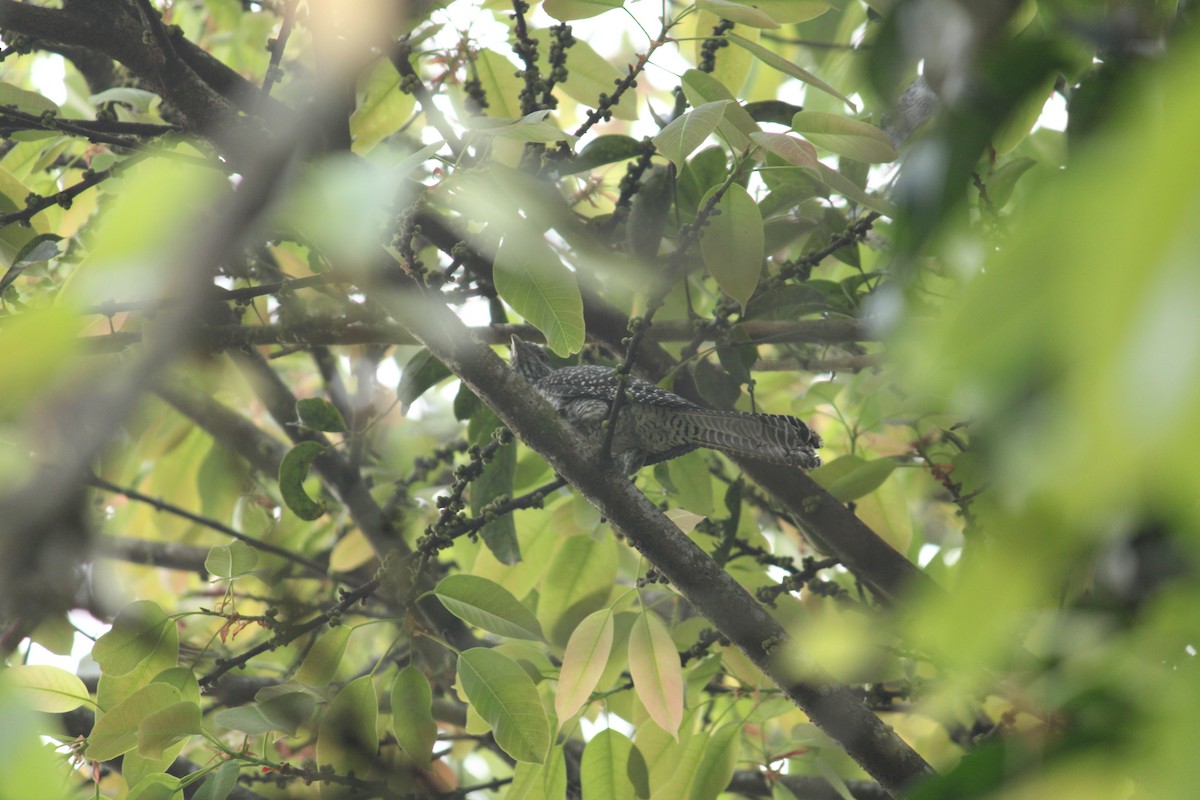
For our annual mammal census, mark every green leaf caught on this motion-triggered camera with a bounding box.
[993,73,1056,156]
[813,163,898,217]
[626,165,675,259]
[688,723,740,800]
[92,601,172,678]
[700,184,763,310]
[580,729,647,800]
[0,81,59,114]
[458,649,550,763]
[469,417,521,565]
[652,101,732,170]
[137,700,201,759]
[751,132,819,169]
[296,397,348,433]
[86,683,181,761]
[214,691,315,736]
[544,35,636,120]
[543,0,624,21]
[213,704,283,736]
[494,234,585,357]
[0,665,90,713]
[545,746,569,798]
[680,71,759,153]
[555,608,615,723]
[391,666,437,768]
[396,348,453,412]
[472,49,524,119]
[295,626,352,686]
[433,575,544,640]
[745,100,806,125]
[191,761,241,800]
[561,135,645,175]
[745,0,830,23]
[466,110,577,144]
[628,611,683,737]
[726,33,856,112]
[790,111,897,163]
[810,455,897,502]
[646,723,707,798]
[204,540,259,579]
[317,676,378,777]
[0,308,81,416]
[349,57,417,154]
[538,535,618,647]
[666,450,715,517]
[125,774,179,800]
[986,157,1037,209]
[278,441,327,520]
[698,0,779,28]
[11,234,61,270]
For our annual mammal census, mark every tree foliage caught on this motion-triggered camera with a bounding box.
[0,1,1198,799]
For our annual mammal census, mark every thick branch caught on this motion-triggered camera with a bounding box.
[412,209,934,603]
[96,534,211,574]
[79,318,874,354]
[154,374,289,476]
[368,269,935,798]
[0,0,273,156]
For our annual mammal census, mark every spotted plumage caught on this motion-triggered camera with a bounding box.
[509,336,822,474]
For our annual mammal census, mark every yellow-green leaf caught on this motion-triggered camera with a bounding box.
[726,33,856,112]
[457,648,550,764]
[87,683,181,761]
[555,608,615,723]
[810,455,897,502]
[0,81,59,114]
[205,540,259,579]
[543,0,624,21]
[433,575,544,640]
[680,71,758,153]
[751,131,819,170]
[747,0,829,23]
[494,234,585,357]
[580,729,647,800]
[93,601,172,678]
[317,676,378,777]
[790,111,897,163]
[653,101,732,170]
[688,723,740,800]
[137,700,201,759]
[628,611,683,737]
[700,184,763,310]
[295,626,352,687]
[350,58,416,154]
[697,0,779,28]
[0,665,90,713]
[392,666,437,768]
[538,535,618,647]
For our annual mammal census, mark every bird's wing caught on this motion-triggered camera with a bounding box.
[535,366,697,410]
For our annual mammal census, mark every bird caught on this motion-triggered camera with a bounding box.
[508,335,822,474]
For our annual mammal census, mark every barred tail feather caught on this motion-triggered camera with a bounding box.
[681,410,822,468]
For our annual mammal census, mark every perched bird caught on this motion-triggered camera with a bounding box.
[509,336,822,474]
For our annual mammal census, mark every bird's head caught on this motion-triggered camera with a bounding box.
[509,335,554,383]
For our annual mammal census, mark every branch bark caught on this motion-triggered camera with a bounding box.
[413,209,937,605]
[367,267,935,798]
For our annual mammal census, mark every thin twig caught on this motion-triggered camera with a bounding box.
[87,474,329,576]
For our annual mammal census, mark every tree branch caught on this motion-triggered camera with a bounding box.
[365,264,935,798]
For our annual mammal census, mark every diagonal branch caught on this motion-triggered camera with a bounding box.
[365,264,935,798]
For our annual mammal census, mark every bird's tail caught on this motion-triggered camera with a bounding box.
[679,409,823,468]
